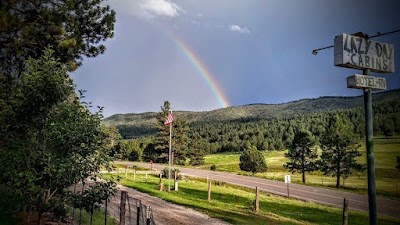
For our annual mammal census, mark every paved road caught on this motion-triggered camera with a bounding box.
[117,161,400,219]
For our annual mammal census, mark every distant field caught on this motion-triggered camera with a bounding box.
[103,173,399,225]
[198,136,400,198]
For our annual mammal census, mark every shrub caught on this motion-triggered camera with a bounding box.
[210,164,216,171]
[162,167,181,180]
[239,146,268,173]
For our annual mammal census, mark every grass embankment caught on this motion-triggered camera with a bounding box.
[198,136,400,198]
[103,173,399,225]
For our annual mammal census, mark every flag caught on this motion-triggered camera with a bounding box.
[164,112,173,125]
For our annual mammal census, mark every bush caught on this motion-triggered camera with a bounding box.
[239,146,268,173]
[162,167,181,180]
[210,164,216,171]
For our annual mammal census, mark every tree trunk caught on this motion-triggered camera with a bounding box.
[336,174,340,188]
[336,149,341,188]
[301,148,305,184]
[37,211,42,225]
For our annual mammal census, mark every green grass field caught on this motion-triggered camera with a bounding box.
[102,173,399,225]
[197,136,400,198]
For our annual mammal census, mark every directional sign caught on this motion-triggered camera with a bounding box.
[334,33,395,73]
[347,74,387,90]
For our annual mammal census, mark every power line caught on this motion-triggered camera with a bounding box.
[312,28,400,55]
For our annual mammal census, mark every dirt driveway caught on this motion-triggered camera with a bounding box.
[109,184,231,225]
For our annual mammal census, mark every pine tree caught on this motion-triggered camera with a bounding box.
[284,129,317,184]
[153,101,171,163]
[318,115,365,187]
[172,118,189,165]
[188,133,206,166]
[239,145,267,173]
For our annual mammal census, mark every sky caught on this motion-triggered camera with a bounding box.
[71,0,400,117]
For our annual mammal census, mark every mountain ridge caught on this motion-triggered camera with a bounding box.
[103,89,400,138]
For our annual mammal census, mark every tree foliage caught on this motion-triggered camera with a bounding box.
[152,101,191,165]
[239,146,268,173]
[0,50,116,220]
[0,0,116,79]
[318,115,365,187]
[153,101,172,163]
[284,129,317,183]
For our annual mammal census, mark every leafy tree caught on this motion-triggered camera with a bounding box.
[318,115,365,188]
[239,146,268,173]
[284,129,317,183]
[0,51,115,222]
[0,0,116,79]
[126,140,143,161]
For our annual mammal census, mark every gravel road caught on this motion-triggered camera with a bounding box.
[109,184,231,225]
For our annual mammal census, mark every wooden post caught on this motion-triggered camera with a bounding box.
[134,169,136,181]
[125,166,128,178]
[342,198,348,225]
[208,180,212,202]
[120,191,127,225]
[287,183,290,198]
[159,173,163,191]
[255,186,259,212]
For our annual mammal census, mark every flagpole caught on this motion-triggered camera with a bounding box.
[168,111,172,192]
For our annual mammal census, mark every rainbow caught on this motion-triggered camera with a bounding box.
[165,30,230,108]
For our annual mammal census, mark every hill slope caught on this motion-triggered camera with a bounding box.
[103,89,400,138]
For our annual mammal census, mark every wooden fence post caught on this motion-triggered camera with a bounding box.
[120,191,127,225]
[208,180,212,202]
[159,173,163,191]
[125,166,128,178]
[254,186,259,212]
[342,198,348,225]
[134,169,136,181]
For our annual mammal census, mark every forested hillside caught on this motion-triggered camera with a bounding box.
[104,89,400,140]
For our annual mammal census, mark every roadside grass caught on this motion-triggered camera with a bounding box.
[103,173,399,225]
[199,136,400,198]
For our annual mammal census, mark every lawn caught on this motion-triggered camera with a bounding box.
[198,136,400,198]
[102,173,399,225]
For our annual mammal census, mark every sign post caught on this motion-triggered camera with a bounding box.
[285,175,291,198]
[334,33,395,225]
